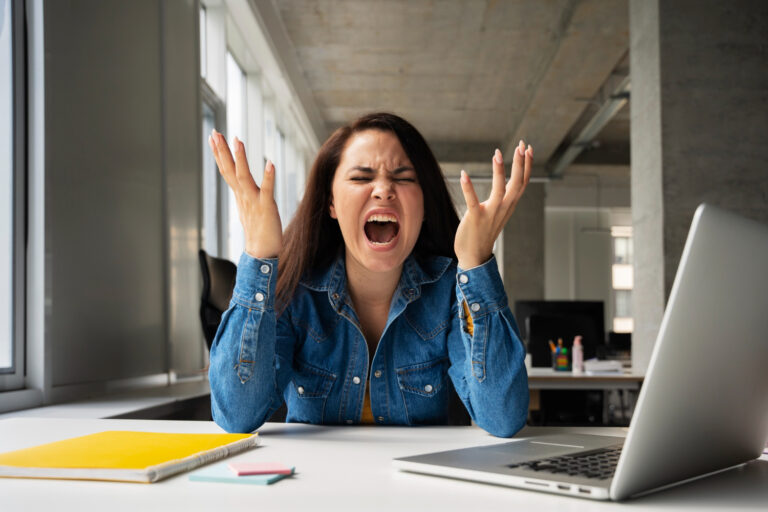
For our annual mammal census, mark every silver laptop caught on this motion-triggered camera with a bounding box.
[393,203,768,500]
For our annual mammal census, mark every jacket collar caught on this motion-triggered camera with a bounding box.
[299,252,453,309]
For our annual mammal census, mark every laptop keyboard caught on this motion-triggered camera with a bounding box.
[508,447,622,480]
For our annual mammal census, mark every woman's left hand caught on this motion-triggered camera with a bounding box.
[454,140,533,270]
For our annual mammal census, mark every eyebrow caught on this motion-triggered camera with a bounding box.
[347,166,415,174]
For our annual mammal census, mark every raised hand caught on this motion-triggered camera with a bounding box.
[454,140,533,270]
[208,129,283,259]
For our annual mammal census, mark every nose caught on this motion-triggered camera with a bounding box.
[372,179,395,201]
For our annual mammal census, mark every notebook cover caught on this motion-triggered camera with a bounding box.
[0,431,258,483]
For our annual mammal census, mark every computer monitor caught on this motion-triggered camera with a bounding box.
[514,300,604,367]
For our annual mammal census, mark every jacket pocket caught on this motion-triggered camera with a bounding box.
[285,359,336,423]
[396,357,449,425]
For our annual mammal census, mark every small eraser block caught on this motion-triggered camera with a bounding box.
[228,462,294,475]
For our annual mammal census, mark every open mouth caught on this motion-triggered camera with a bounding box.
[364,213,400,246]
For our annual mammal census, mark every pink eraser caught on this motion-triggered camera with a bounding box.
[227,462,293,476]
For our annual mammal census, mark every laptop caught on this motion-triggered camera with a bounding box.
[393,203,768,501]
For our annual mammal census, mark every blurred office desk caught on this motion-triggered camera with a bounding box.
[527,367,643,390]
[527,368,643,425]
[1,418,766,512]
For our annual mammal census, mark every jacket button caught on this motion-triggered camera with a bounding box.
[459,274,468,284]
[346,419,353,424]
[297,386,305,395]
[255,292,265,302]
[374,370,382,378]
[332,293,340,300]
[260,264,270,274]
[470,303,480,312]
[377,416,384,422]
[352,376,361,384]
[424,384,433,393]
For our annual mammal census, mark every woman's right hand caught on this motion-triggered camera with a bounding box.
[208,129,283,259]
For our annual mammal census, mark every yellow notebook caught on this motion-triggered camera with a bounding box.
[0,431,258,483]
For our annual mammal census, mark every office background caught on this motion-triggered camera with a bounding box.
[1,0,766,414]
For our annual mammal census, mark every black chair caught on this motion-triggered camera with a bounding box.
[198,249,237,351]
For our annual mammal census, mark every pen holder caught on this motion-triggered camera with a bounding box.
[552,351,570,372]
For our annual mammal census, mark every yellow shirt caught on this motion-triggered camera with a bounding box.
[358,301,474,424]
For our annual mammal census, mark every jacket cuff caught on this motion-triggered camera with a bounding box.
[456,255,507,319]
[231,252,277,310]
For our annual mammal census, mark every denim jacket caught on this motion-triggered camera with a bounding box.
[209,252,529,438]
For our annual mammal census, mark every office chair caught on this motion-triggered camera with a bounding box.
[198,249,238,351]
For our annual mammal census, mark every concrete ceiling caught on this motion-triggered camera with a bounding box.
[251,0,630,177]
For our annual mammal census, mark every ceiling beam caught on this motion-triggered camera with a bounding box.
[246,0,328,144]
[548,73,630,177]
[504,0,629,163]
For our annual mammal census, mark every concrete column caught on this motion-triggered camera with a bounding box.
[629,0,768,372]
[503,183,545,307]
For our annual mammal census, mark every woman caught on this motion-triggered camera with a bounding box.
[208,112,533,437]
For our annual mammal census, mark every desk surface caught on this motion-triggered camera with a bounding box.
[1,418,766,512]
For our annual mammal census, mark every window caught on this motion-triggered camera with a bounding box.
[199,5,207,79]
[225,51,246,261]
[198,2,315,265]
[1,0,24,390]
[611,226,633,333]
[201,83,225,257]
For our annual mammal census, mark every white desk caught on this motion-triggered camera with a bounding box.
[1,418,766,512]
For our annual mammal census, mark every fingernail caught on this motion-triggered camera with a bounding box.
[460,169,468,182]
[528,144,533,156]
[494,149,502,164]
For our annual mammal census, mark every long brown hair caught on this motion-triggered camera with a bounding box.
[276,112,459,312]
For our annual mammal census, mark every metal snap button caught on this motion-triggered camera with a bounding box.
[346,419,353,424]
[470,303,480,312]
[374,370,382,378]
[424,384,433,393]
[260,264,270,274]
[297,386,305,395]
[377,416,384,422]
[459,274,468,284]
[352,376,361,384]
[332,292,340,300]
[255,292,265,302]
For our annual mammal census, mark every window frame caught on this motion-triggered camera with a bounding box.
[200,79,226,258]
[0,0,26,390]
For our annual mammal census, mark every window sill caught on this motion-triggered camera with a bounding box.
[0,379,210,420]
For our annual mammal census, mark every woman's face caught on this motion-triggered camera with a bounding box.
[330,129,424,275]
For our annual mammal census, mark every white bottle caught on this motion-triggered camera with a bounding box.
[572,336,584,374]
